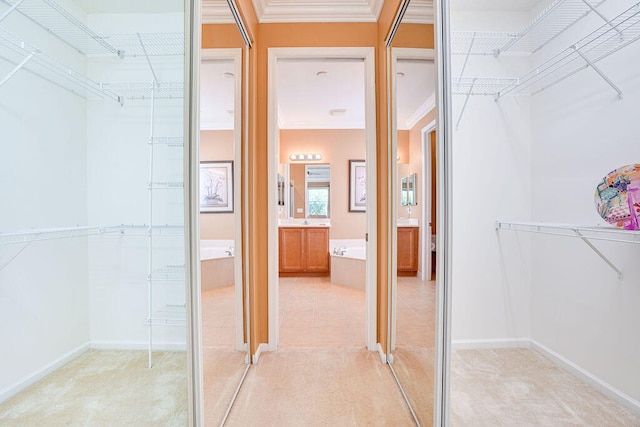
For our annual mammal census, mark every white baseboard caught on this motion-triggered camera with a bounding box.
[451,337,531,350]
[90,341,186,351]
[377,343,387,363]
[252,343,270,364]
[531,340,640,417]
[0,343,89,404]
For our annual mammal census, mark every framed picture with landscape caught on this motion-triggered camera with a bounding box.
[200,161,233,213]
[349,160,366,212]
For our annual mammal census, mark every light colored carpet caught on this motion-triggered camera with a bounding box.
[225,349,414,426]
[0,350,188,426]
[450,348,640,426]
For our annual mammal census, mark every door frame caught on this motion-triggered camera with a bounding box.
[200,48,246,352]
[267,47,378,352]
[389,47,435,352]
[421,120,436,282]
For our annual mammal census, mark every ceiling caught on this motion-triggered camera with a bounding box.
[200,59,236,130]
[198,0,436,131]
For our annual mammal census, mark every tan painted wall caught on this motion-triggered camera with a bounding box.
[280,129,367,239]
[200,130,235,240]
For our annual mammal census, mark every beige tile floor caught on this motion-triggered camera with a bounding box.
[278,277,366,349]
[202,285,238,349]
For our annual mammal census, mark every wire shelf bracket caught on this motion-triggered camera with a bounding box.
[496,221,640,279]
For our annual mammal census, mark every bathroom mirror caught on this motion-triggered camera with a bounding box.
[280,163,331,219]
[401,173,417,206]
[387,0,437,425]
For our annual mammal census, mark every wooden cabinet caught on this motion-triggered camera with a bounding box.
[397,227,418,276]
[279,227,329,276]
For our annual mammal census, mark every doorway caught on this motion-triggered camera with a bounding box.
[266,47,378,353]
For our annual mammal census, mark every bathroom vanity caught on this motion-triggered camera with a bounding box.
[279,226,330,276]
[397,226,419,276]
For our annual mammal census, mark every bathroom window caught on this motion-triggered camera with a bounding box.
[307,186,329,217]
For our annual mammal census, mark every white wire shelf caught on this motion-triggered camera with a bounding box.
[99,224,184,237]
[0,225,113,245]
[150,136,184,147]
[497,2,640,98]
[148,304,186,326]
[148,265,185,282]
[0,28,122,102]
[101,82,184,100]
[148,181,183,190]
[102,33,184,58]
[0,0,121,56]
[452,0,610,56]
[497,221,640,279]
[452,77,520,95]
[0,1,183,58]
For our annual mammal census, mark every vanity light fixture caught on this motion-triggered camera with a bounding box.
[289,153,323,161]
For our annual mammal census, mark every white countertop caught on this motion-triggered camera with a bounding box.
[278,219,331,227]
[397,218,419,227]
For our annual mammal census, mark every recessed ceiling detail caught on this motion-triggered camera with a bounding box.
[202,0,236,24]
[251,0,384,23]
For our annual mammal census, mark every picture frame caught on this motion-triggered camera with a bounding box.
[349,160,366,212]
[200,161,233,213]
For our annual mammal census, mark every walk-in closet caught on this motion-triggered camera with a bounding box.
[448,0,640,423]
[0,0,188,423]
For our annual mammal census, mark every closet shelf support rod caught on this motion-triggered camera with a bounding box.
[580,0,623,39]
[573,45,623,99]
[0,52,33,88]
[574,229,623,279]
[455,78,476,130]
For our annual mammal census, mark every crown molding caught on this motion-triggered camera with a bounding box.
[403,93,435,130]
[202,0,237,24]
[402,0,434,24]
[251,0,384,23]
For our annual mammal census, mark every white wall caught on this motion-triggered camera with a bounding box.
[529,0,640,402]
[0,7,89,400]
[450,11,533,343]
[86,12,186,349]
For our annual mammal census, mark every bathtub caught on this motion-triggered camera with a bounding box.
[330,245,366,290]
[201,241,235,291]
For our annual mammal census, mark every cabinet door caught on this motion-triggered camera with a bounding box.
[279,228,305,272]
[397,227,418,274]
[305,228,329,273]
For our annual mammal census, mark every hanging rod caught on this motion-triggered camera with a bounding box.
[496,221,640,279]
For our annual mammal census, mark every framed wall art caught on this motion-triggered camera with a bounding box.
[349,160,366,212]
[200,161,233,213]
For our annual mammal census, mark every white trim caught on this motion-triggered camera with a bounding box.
[0,343,89,404]
[200,48,246,354]
[252,0,384,23]
[451,337,531,350]
[404,93,436,130]
[267,47,377,354]
[420,119,436,282]
[531,340,640,417]
[377,343,388,363]
[402,0,435,24]
[252,343,270,364]
[201,0,237,24]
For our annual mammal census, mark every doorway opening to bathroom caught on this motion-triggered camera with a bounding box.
[267,48,377,352]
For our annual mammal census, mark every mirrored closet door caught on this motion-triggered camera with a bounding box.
[387,0,438,425]
[199,3,251,423]
[0,0,189,423]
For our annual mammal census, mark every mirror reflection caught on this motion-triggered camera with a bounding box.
[388,0,437,425]
[279,163,331,219]
[199,6,249,425]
